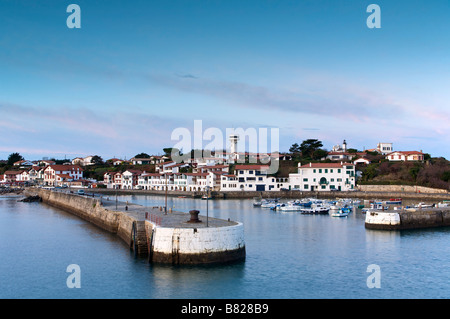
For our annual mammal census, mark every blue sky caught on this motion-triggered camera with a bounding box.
[1,0,450,160]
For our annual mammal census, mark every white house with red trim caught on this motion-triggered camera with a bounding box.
[44,165,83,186]
[122,169,142,189]
[385,151,425,162]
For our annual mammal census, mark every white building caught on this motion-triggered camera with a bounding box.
[72,156,95,166]
[121,169,142,189]
[377,142,393,155]
[289,162,356,191]
[386,151,424,162]
[226,165,288,191]
[44,165,84,186]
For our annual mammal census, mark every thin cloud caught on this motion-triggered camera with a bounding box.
[142,73,405,122]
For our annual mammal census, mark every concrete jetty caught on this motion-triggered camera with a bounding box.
[365,207,450,230]
[24,188,245,265]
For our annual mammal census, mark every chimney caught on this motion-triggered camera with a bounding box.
[309,162,312,167]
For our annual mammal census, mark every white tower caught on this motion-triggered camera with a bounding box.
[229,134,239,154]
[342,140,347,152]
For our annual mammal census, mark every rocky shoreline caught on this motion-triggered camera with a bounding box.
[0,188,24,195]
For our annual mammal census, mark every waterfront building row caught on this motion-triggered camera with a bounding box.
[101,162,354,192]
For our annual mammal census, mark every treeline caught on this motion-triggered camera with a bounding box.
[359,157,450,190]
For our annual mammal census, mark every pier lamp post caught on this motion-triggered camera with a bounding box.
[206,186,210,227]
[164,173,168,215]
[115,185,118,210]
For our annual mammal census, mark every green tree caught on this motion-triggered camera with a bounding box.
[163,148,182,157]
[134,153,150,158]
[300,139,323,159]
[313,149,328,160]
[91,155,104,165]
[442,171,450,182]
[289,143,301,154]
[7,152,24,165]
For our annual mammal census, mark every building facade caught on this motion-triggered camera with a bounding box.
[289,162,356,191]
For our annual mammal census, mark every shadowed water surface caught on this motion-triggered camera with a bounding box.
[1,195,449,299]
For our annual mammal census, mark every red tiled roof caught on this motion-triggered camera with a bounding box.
[388,151,424,155]
[4,170,22,175]
[235,165,270,170]
[47,165,83,171]
[300,163,354,168]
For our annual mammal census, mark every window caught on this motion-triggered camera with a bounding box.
[304,184,309,189]
[303,178,308,182]
[313,169,316,173]
[258,177,263,181]
[330,169,333,173]
[325,169,328,173]
[338,169,341,173]
[249,170,254,174]
[319,169,322,173]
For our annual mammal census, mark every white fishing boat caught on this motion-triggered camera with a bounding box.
[437,201,450,208]
[260,199,279,208]
[414,202,434,209]
[301,202,330,214]
[331,209,349,217]
[279,204,304,212]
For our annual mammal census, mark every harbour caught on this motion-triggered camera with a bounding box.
[2,191,450,299]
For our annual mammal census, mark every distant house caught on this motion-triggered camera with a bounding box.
[13,160,34,167]
[377,142,393,155]
[107,158,125,166]
[44,165,84,186]
[353,157,371,165]
[37,160,56,166]
[326,152,356,161]
[386,151,424,162]
[72,156,95,166]
[130,157,152,165]
[150,155,170,164]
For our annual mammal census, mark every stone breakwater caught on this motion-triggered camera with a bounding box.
[365,208,450,230]
[24,188,245,265]
[87,188,450,201]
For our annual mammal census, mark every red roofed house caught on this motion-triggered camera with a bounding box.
[122,169,142,189]
[386,151,425,162]
[289,162,356,191]
[44,165,83,186]
[3,171,23,184]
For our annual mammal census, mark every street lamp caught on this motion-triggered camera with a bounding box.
[206,186,210,227]
[164,173,168,215]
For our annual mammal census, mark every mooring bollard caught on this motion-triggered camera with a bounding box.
[187,210,202,223]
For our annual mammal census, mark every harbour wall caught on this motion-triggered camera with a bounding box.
[24,188,245,264]
[357,184,449,194]
[365,208,450,230]
[88,188,450,201]
[145,221,245,264]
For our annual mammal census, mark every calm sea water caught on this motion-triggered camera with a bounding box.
[1,194,449,299]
